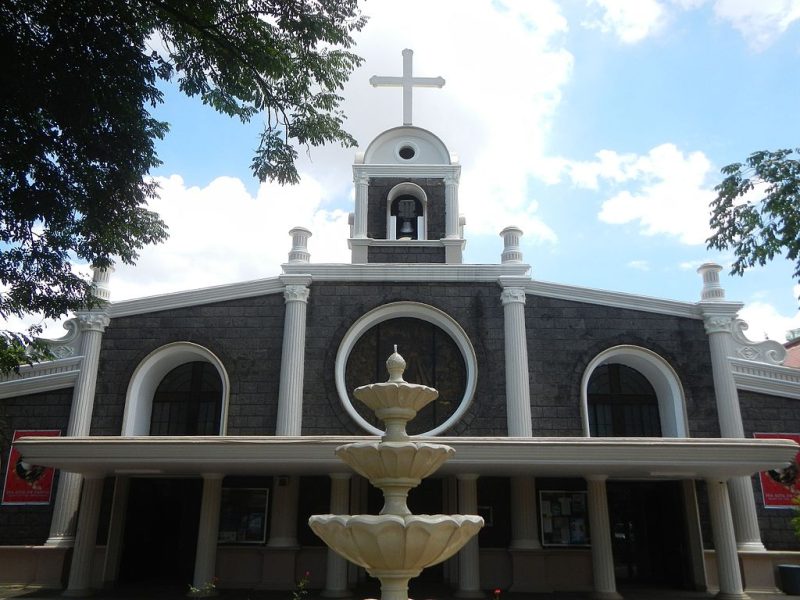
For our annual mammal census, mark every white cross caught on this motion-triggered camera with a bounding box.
[369,49,445,126]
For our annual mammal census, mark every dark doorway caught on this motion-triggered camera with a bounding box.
[119,478,202,585]
[607,481,690,589]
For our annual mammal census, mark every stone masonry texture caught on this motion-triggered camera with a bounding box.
[0,388,73,545]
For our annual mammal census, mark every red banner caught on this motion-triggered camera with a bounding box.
[2,430,60,505]
[755,432,800,509]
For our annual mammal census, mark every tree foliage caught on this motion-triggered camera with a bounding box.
[0,0,365,373]
[708,148,800,282]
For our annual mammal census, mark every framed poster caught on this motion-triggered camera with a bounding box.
[539,490,590,546]
[218,488,269,543]
[754,432,800,509]
[2,430,60,505]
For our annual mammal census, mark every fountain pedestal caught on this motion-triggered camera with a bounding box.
[309,348,483,600]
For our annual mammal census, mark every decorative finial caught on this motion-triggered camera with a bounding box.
[369,49,445,126]
[386,346,406,383]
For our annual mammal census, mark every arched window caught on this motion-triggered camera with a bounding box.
[587,364,660,437]
[122,342,230,436]
[580,345,688,438]
[150,361,222,435]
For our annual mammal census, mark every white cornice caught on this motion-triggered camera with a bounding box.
[522,280,702,319]
[0,356,81,399]
[731,358,800,400]
[281,263,531,281]
[353,164,460,178]
[109,278,285,318]
[14,435,796,479]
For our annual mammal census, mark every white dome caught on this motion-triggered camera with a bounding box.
[361,126,454,165]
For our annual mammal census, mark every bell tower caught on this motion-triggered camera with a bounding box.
[349,49,464,264]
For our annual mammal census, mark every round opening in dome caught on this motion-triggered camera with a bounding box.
[398,145,416,160]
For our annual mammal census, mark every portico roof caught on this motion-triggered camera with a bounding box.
[14,435,798,480]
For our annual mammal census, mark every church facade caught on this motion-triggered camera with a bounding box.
[2,51,800,599]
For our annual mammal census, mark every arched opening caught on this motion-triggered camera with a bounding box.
[122,342,230,436]
[386,182,427,241]
[580,345,687,438]
[587,364,660,437]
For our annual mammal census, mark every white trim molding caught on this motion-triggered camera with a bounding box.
[731,358,800,400]
[0,356,82,399]
[282,263,530,281]
[523,280,701,319]
[122,342,231,436]
[580,345,689,438]
[334,301,477,437]
[110,278,285,318]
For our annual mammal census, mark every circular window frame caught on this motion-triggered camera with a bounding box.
[394,140,420,163]
[335,302,477,436]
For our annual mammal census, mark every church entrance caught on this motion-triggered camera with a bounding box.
[607,481,691,589]
[119,477,202,585]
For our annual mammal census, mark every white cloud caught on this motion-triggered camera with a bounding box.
[583,0,667,43]
[712,0,800,50]
[551,143,716,245]
[111,174,350,301]
[739,300,800,342]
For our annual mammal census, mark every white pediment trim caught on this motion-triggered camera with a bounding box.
[521,280,701,319]
[109,278,285,318]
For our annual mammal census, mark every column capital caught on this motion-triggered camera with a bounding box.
[201,473,225,481]
[456,473,480,481]
[75,312,110,333]
[702,314,735,335]
[501,287,526,305]
[284,285,310,303]
[585,474,608,482]
[354,173,369,186]
[444,173,460,186]
[329,472,352,481]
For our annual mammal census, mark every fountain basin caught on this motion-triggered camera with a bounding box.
[336,441,455,482]
[308,513,483,574]
[354,382,438,418]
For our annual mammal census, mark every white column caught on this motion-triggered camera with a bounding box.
[322,473,352,598]
[510,475,541,549]
[193,474,224,591]
[707,479,750,600]
[63,475,104,597]
[455,474,483,599]
[445,173,460,239]
[276,277,310,436]
[268,476,300,547]
[501,285,532,437]
[102,476,130,587]
[48,270,111,547]
[353,174,369,239]
[586,476,622,600]
[699,274,765,551]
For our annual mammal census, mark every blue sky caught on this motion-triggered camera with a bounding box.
[95,0,800,342]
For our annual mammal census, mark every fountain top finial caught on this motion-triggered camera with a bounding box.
[386,345,406,383]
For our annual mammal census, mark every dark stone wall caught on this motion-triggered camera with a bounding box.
[93,294,286,436]
[0,388,73,544]
[367,177,446,240]
[524,296,719,438]
[302,281,507,436]
[740,389,800,550]
[367,246,446,263]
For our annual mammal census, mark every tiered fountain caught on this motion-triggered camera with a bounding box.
[309,348,483,600]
